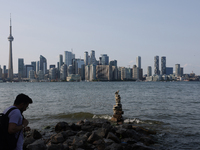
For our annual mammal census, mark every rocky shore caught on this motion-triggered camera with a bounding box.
[23,118,158,150]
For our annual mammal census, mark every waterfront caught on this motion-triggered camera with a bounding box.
[0,81,200,149]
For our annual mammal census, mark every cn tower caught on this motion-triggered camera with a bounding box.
[8,16,14,80]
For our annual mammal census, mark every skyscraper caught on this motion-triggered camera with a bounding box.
[59,54,63,70]
[84,51,88,66]
[31,61,36,72]
[175,64,180,77]
[161,56,166,75]
[90,50,96,65]
[18,58,24,79]
[39,55,47,74]
[101,54,109,65]
[64,51,74,67]
[8,17,14,80]
[154,56,159,75]
[136,56,141,69]
[147,66,152,77]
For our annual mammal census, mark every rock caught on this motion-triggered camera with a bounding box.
[69,123,81,131]
[26,139,47,150]
[72,136,86,149]
[81,125,94,132]
[61,130,76,139]
[23,136,36,150]
[87,132,102,143]
[55,122,70,132]
[105,143,122,150]
[106,132,120,143]
[122,138,137,144]
[47,143,64,150]
[103,139,115,146]
[140,137,155,146]
[51,133,65,144]
[76,120,84,125]
[96,128,108,138]
[32,129,42,139]
[132,126,156,135]
[132,142,155,150]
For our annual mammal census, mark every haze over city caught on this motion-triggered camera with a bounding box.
[0,1,200,74]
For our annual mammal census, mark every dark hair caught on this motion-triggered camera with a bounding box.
[14,93,33,105]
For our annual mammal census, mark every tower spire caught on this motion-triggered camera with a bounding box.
[8,14,14,80]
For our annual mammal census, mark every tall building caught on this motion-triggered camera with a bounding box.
[101,54,109,65]
[166,67,173,75]
[154,56,159,75]
[18,58,24,79]
[8,17,14,80]
[136,56,141,69]
[161,56,166,75]
[60,64,67,80]
[84,51,88,66]
[39,55,47,74]
[25,65,33,78]
[175,64,180,77]
[96,65,112,80]
[147,66,152,77]
[132,65,139,79]
[90,50,96,65]
[36,61,39,73]
[64,51,74,67]
[59,54,63,70]
[109,60,117,67]
[31,61,36,72]
[0,66,2,79]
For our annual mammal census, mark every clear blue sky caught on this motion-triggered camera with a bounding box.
[0,1,200,75]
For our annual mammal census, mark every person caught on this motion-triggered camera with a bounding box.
[3,93,33,150]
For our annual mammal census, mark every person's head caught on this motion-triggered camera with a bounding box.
[14,93,33,112]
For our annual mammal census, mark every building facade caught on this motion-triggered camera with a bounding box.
[154,56,159,75]
[161,56,166,75]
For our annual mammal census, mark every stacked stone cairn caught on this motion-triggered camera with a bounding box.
[111,90,124,124]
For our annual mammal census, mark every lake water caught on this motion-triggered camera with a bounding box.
[0,81,200,149]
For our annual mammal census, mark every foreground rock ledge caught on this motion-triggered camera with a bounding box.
[24,119,157,150]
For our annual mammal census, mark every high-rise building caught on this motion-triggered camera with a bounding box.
[166,67,173,75]
[31,61,36,72]
[0,66,2,79]
[90,50,96,65]
[49,65,55,69]
[154,56,159,75]
[85,65,90,81]
[180,67,184,76]
[60,64,67,80]
[132,65,139,79]
[64,51,74,67]
[175,64,180,77]
[18,58,24,79]
[147,66,152,77]
[136,56,141,69]
[84,51,88,66]
[101,54,109,65]
[8,17,14,80]
[161,56,166,75]
[109,60,117,67]
[39,55,47,74]
[49,68,56,80]
[36,61,39,73]
[90,64,96,81]
[96,65,112,80]
[59,54,63,70]
[25,65,33,78]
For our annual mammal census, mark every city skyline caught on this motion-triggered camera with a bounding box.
[0,1,200,74]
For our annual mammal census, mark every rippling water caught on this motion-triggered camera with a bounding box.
[0,81,200,149]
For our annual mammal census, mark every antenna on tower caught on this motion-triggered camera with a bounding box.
[10,13,11,26]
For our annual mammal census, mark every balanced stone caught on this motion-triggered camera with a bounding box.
[111,90,124,124]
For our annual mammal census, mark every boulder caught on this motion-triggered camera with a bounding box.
[23,136,36,150]
[47,143,64,150]
[106,132,120,143]
[51,133,65,144]
[26,139,47,150]
[96,128,108,138]
[87,132,102,143]
[72,136,86,149]
[55,122,70,132]
[32,129,42,139]
[105,143,122,150]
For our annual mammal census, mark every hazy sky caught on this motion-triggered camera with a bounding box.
[0,1,200,74]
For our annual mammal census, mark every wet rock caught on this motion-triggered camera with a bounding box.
[88,132,102,143]
[106,132,120,143]
[132,142,155,150]
[96,128,108,138]
[132,126,156,135]
[81,125,94,132]
[26,139,47,150]
[104,143,122,150]
[76,120,84,125]
[103,138,115,146]
[23,136,36,150]
[47,143,64,150]
[55,122,71,132]
[69,123,81,131]
[140,137,155,146]
[72,136,86,149]
[32,129,42,139]
[51,133,65,144]
[122,138,137,144]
